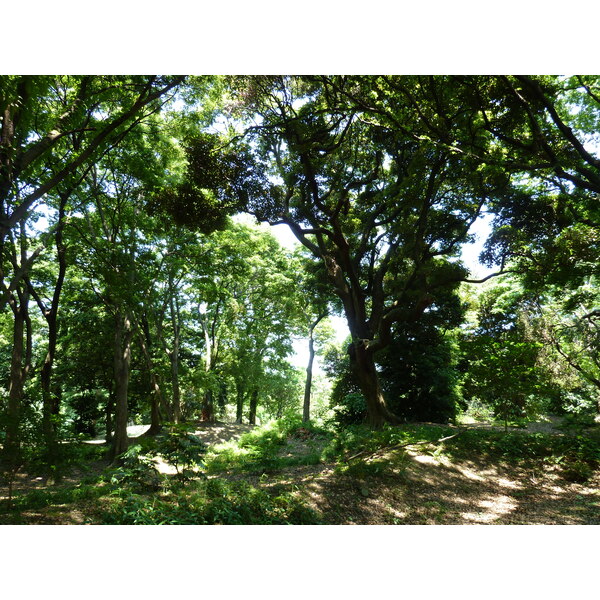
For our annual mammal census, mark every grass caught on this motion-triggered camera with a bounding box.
[205,417,333,474]
[99,478,320,525]
[2,416,600,524]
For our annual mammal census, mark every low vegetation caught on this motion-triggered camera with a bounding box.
[2,415,599,525]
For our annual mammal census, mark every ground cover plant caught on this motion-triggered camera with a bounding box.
[2,415,599,525]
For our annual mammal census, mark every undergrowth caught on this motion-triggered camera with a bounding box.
[3,417,599,524]
[322,423,600,483]
[99,478,320,525]
[205,416,332,474]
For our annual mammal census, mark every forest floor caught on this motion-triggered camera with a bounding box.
[1,417,599,525]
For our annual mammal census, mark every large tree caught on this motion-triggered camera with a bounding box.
[183,76,513,427]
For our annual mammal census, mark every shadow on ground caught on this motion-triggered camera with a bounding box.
[256,448,600,525]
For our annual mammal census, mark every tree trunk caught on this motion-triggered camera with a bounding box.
[351,341,400,428]
[109,311,133,462]
[136,324,164,435]
[105,391,114,443]
[303,314,325,423]
[249,388,259,425]
[168,276,181,423]
[39,194,67,462]
[202,390,214,422]
[170,348,181,424]
[146,372,163,436]
[5,302,26,469]
[40,310,60,460]
[303,334,316,423]
[235,383,244,424]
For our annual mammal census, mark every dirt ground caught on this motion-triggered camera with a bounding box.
[2,419,599,524]
[272,448,600,525]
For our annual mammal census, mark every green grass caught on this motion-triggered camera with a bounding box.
[205,416,333,475]
[99,478,320,525]
[318,422,600,483]
[4,417,599,525]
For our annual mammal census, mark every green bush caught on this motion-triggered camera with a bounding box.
[153,424,207,479]
[205,417,332,475]
[106,444,164,491]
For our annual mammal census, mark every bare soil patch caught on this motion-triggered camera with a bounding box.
[248,447,600,525]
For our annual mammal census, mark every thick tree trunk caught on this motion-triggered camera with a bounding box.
[249,388,259,425]
[109,312,133,462]
[351,341,400,428]
[235,384,244,424]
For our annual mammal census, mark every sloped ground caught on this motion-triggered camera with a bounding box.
[2,420,599,524]
[197,419,600,524]
[282,450,600,524]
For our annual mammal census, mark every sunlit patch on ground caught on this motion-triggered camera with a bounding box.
[4,421,600,525]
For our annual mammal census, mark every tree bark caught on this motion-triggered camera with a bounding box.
[109,311,133,462]
[39,194,68,458]
[202,390,214,422]
[350,341,401,428]
[5,298,27,469]
[143,368,164,436]
[303,313,325,423]
[105,391,114,444]
[303,334,316,423]
[249,388,259,425]
[168,282,181,423]
[136,323,164,436]
[235,383,244,424]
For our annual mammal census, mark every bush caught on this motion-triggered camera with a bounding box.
[153,424,207,479]
[331,393,368,426]
[106,444,164,492]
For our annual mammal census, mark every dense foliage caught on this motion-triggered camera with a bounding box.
[1,75,599,525]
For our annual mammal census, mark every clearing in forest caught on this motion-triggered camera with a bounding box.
[1,419,599,525]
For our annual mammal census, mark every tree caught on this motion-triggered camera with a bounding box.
[185,76,510,427]
[291,251,331,423]
[1,75,185,465]
[458,278,554,427]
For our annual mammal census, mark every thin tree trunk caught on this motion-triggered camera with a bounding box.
[136,324,164,436]
[168,283,181,423]
[31,190,69,461]
[202,390,214,422]
[303,334,316,423]
[169,349,181,423]
[5,300,26,469]
[303,313,325,423]
[147,384,162,436]
[109,311,133,462]
[235,383,244,424]
[105,391,115,443]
